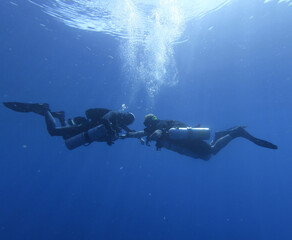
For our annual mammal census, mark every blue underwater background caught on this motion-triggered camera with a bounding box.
[1,0,292,239]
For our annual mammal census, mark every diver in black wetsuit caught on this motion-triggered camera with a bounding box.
[123,114,278,160]
[3,102,135,146]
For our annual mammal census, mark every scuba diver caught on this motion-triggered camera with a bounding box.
[3,102,135,149]
[122,114,278,161]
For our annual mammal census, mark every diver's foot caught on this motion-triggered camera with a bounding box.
[52,111,66,126]
[52,111,65,120]
[229,126,278,149]
[29,103,50,115]
[229,126,249,138]
[3,102,50,115]
[214,126,247,140]
[252,138,278,149]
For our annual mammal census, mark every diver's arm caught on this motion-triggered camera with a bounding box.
[100,113,118,146]
[122,125,135,133]
[100,118,114,132]
[121,131,146,139]
[119,131,146,145]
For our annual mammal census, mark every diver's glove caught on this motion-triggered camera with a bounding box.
[155,141,163,151]
[119,133,128,139]
[106,135,115,146]
[107,140,114,146]
[145,138,151,147]
[106,129,117,146]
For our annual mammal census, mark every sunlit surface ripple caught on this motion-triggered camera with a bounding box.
[29,0,231,95]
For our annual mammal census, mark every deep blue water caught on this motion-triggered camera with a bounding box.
[1,0,292,239]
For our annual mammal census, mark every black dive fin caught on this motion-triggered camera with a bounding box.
[3,102,49,115]
[250,138,278,150]
[231,127,278,150]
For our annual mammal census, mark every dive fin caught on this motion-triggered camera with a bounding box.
[220,126,278,150]
[250,138,278,150]
[233,127,278,150]
[3,102,49,115]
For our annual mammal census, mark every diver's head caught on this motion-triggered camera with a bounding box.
[121,112,135,125]
[144,114,158,127]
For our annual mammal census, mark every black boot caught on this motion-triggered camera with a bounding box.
[214,126,247,141]
[52,111,66,126]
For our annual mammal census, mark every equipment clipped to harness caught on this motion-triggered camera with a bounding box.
[65,125,107,150]
[168,127,210,141]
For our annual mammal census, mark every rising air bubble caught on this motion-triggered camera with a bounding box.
[28,0,231,95]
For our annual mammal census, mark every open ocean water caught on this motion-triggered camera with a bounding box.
[0,0,292,239]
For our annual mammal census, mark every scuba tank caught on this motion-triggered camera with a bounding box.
[157,128,212,160]
[160,138,211,161]
[168,127,210,141]
[65,124,107,150]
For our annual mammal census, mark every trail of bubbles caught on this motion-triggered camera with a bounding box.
[28,0,231,95]
[120,0,183,96]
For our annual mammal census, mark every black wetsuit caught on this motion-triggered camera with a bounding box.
[3,102,134,146]
[45,108,107,139]
[46,109,132,144]
[101,111,134,134]
[144,118,277,160]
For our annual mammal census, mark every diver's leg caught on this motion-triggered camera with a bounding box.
[211,126,278,154]
[212,126,247,142]
[211,126,249,154]
[99,118,116,145]
[210,134,234,155]
[44,110,59,136]
[210,126,245,154]
[44,111,80,137]
[52,111,66,126]
[59,117,66,127]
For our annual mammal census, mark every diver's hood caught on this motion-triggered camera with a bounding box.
[144,114,158,126]
[121,112,135,125]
